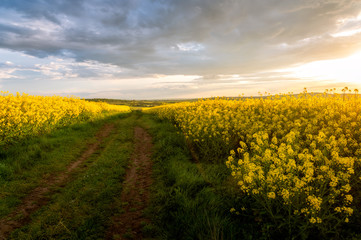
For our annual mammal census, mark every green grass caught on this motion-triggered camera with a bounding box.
[0,113,130,218]
[139,113,258,240]
[9,113,136,239]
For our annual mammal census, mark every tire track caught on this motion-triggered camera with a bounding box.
[106,126,153,240]
[0,123,115,240]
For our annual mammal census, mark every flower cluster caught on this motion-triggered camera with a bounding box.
[0,91,130,145]
[147,91,361,232]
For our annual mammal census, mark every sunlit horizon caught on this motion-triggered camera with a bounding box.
[286,50,361,89]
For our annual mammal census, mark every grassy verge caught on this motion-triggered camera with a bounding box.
[139,113,258,240]
[9,113,136,239]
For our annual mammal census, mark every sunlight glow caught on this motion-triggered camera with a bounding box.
[288,50,361,86]
[331,28,361,37]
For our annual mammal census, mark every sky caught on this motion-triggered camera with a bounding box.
[1,0,361,99]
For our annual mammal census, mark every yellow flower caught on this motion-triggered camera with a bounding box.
[252,189,259,194]
[281,189,290,202]
[267,192,276,199]
[309,217,317,224]
[345,194,353,203]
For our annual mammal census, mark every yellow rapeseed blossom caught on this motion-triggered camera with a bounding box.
[147,91,361,227]
[267,192,276,199]
[0,91,130,145]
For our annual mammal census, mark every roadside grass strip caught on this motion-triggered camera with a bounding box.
[140,113,258,240]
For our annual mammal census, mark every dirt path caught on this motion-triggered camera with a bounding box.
[0,123,115,240]
[106,126,153,240]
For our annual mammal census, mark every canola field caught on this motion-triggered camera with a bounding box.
[0,91,130,145]
[147,92,361,236]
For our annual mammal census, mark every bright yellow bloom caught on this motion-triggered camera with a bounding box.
[0,92,130,145]
[309,217,317,224]
[147,91,361,227]
[267,192,276,199]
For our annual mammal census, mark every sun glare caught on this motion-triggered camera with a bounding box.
[289,50,361,86]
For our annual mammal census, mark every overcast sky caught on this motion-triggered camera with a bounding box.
[1,0,361,99]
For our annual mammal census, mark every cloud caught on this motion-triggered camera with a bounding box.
[0,0,361,98]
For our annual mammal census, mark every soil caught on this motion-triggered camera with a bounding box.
[0,123,115,240]
[106,126,153,240]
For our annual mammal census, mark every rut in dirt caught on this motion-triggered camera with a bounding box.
[106,126,153,240]
[0,123,115,240]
